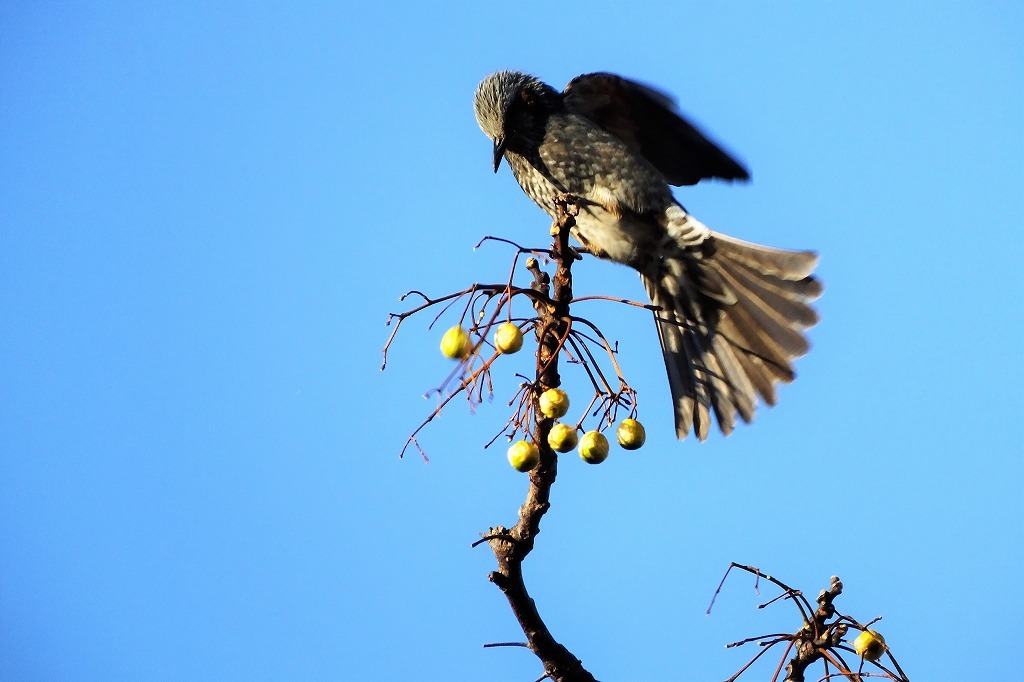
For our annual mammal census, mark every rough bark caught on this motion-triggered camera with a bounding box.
[485,201,597,682]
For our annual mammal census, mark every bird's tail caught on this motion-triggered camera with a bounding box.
[641,231,822,440]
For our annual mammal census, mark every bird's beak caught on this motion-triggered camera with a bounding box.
[492,137,507,173]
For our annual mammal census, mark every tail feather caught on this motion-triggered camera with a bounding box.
[713,295,797,375]
[718,259,820,327]
[646,274,710,439]
[680,329,713,441]
[702,348,737,436]
[732,345,780,406]
[646,267,756,439]
[711,333,757,422]
[667,259,752,438]
[728,259,824,301]
[713,233,819,279]
[710,261,811,357]
[642,230,820,440]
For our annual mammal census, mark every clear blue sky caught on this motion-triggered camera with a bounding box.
[2,2,1021,680]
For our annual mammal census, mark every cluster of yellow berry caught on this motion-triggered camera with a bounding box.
[506,387,646,472]
[440,324,645,473]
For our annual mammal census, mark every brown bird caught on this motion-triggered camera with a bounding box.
[474,71,821,440]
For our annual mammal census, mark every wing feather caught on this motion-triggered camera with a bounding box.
[563,72,750,186]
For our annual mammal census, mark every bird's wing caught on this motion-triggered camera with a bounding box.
[562,72,750,186]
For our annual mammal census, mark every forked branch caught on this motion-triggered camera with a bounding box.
[711,563,910,682]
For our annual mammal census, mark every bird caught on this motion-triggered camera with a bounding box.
[473,70,822,441]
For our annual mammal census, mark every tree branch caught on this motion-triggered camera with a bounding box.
[484,198,597,682]
[713,565,909,682]
[783,575,847,682]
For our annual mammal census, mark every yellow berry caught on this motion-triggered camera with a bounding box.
[494,322,524,354]
[578,431,609,464]
[507,440,540,472]
[538,388,570,418]
[853,630,886,662]
[547,423,579,453]
[616,418,646,450]
[440,325,472,359]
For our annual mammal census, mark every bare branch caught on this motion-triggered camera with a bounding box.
[714,566,910,682]
[484,198,597,682]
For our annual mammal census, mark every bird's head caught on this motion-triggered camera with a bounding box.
[474,71,558,172]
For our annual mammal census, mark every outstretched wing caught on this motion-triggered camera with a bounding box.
[562,72,750,186]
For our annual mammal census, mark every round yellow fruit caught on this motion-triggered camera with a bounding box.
[507,440,540,472]
[494,322,524,354]
[547,423,579,453]
[578,431,609,464]
[538,388,570,418]
[616,418,646,450]
[853,629,886,662]
[440,325,472,359]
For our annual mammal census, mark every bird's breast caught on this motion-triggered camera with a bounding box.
[503,114,676,271]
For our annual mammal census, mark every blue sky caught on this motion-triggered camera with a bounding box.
[2,2,1021,680]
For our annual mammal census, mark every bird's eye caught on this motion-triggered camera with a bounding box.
[504,98,532,141]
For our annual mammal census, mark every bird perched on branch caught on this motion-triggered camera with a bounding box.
[473,70,821,440]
